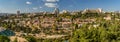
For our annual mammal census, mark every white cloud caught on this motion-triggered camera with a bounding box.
[26,1,32,5]
[33,8,38,10]
[43,0,59,2]
[45,3,57,7]
[39,6,42,8]
[43,0,59,8]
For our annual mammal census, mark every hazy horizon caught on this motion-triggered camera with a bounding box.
[0,0,120,13]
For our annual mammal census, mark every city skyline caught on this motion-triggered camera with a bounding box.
[0,0,120,13]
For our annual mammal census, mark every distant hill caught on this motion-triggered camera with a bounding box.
[0,13,15,16]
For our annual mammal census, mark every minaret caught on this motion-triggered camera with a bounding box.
[17,10,20,14]
[53,8,59,17]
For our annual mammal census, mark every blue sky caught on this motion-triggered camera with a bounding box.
[0,0,120,13]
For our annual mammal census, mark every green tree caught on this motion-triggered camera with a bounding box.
[0,35,10,42]
[25,36,37,42]
[13,37,17,42]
